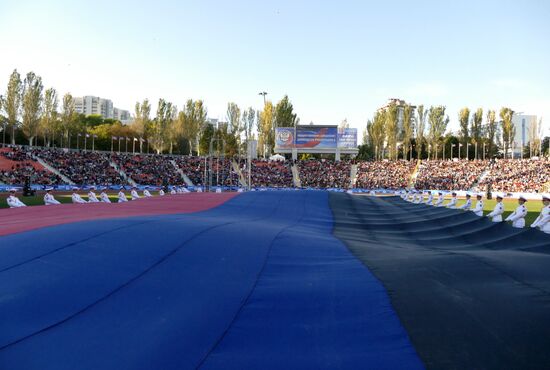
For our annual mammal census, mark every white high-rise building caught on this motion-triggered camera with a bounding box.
[511,114,537,157]
[114,108,131,122]
[73,95,128,121]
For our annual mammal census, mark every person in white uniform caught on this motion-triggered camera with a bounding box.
[143,187,152,197]
[44,188,61,205]
[197,187,203,193]
[100,187,111,203]
[130,187,140,200]
[434,192,445,207]
[446,192,458,209]
[505,195,528,228]
[486,194,505,222]
[531,194,550,234]
[459,193,472,210]
[472,193,484,217]
[159,188,165,196]
[424,191,434,205]
[87,187,100,203]
[7,188,26,208]
[71,187,87,204]
[170,187,176,195]
[118,187,128,203]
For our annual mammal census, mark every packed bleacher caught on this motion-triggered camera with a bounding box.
[356,160,415,189]
[113,153,183,186]
[174,156,206,186]
[478,159,550,193]
[415,160,488,191]
[0,147,62,185]
[33,148,125,186]
[242,159,294,188]
[1,146,550,193]
[298,159,352,188]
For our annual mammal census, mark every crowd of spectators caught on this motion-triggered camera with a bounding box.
[298,159,352,188]
[356,160,415,189]
[113,154,182,186]
[31,148,125,185]
[241,159,294,187]
[415,160,488,191]
[0,147,62,185]
[2,146,550,192]
[477,159,550,193]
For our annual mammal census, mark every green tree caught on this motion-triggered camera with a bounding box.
[40,87,58,147]
[167,105,180,154]
[22,72,44,146]
[470,108,483,159]
[61,93,76,148]
[4,69,22,145]
[415,105,427,160]
[274,95,299,128]
[259,101,275,156]
[385,103,398,160]
[241,107,256,155]
[367,111,386,160]
[485,110,498,158]
[226,102,242,154]
[180,99,207,155]
[133,99,151,153]
[199,121,215,155]
[458,107,470,157]
[402,104,414,160]
[500,107,515,158]
[151,98,174,154]
[427,105,449,159]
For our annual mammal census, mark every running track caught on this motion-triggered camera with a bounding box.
[1,191,549,369]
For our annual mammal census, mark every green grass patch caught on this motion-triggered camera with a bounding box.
[454,198,544,225]
[0,193,128,208]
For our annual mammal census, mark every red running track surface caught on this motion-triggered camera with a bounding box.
[0,193,238,236]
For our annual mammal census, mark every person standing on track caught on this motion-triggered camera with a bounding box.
[87,187,100,203]
[100,187,111,203]
[118,187,129,203]
[459,193,472,210]
[131,186,140,200]
[505,196,528,228]
[44,188,61,205]
[486,194,505,222]
[531,194,550,233]
[7,188,26,208]
[71,187,88,204]
[143,186,153,197]
[434,192,445,207]
[472,193,484,216]
[446,192,458,208]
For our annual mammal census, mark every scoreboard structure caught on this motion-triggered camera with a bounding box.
[275,125,358,160]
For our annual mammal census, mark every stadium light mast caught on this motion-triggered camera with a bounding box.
[258,91,268,106]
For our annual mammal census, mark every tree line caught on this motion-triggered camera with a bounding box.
[0,69,299,156]
[360,102,547,161]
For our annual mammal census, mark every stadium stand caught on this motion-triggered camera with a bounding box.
[1,146,550,193]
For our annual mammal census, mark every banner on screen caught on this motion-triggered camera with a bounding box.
[338,128,357,148]
[275,128,295,149]
[295,126,337,149]
[275,126,357,149]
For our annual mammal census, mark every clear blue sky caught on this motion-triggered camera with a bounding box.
[1,0,549,138]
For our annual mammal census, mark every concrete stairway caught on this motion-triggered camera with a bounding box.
[232,160,248,187]
[291,165,301,188]
[35,157,75,185]
[110,161,137,186]
[171,160,194,186]
[349,164,358,188]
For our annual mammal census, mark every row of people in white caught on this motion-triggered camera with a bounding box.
[401,190,550,233]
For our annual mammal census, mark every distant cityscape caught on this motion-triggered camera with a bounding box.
[73,96,132,123]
